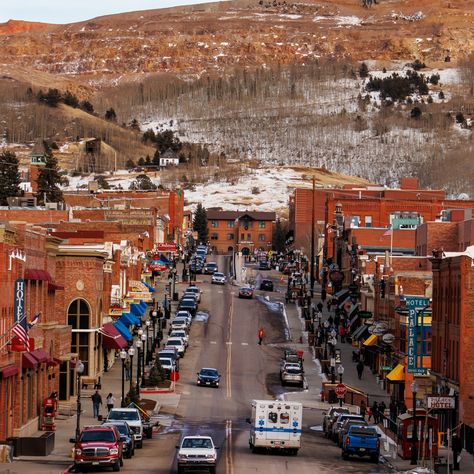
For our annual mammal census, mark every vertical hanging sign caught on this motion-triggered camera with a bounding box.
[406,296,429,374]
[14,278,25,324]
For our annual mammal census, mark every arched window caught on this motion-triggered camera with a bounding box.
[68,299,90,375]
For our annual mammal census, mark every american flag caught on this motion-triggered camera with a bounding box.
[12,316,30,351]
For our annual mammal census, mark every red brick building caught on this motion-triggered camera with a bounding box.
[206,210,276,254]
[430,246,474,448]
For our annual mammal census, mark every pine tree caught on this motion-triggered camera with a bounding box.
[272,218,288,252]
[0,151,21,205]
[105,108,117,122]
[35,153,64,204]
[193,203,208,244]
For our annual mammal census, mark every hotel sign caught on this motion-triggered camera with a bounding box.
[14,278,25,323]
[427,396,455,409]
[406,296,429,374]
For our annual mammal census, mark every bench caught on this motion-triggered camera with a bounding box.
[81,376,100,390]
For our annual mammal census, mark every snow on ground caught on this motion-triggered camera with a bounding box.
[184,167,313,212]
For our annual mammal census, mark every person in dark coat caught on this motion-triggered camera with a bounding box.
[452,432,462,471]
[371,401,379,424]
[356,360,364,379]
[317,302,323,312]
[389,400,397,423]
[378,401,387,420]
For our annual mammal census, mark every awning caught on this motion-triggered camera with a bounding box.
[48,282,64,291]
[24,269,52,281]
[142,282,156,293]
[338,296,351,309]
[114,320,132,342]
[352,324,369,341]
[46,358,60,367]
[348,304,359,318]
[363,334,378,347]
[333,288,349,302]
[120,313,138,327]
[100,322,128,350]
[0,364,19,378]
[30,349,49,364]
[139,301,149,311]
[386,364,405,382]
[22,352,39,369]
[131,303,145,318]
[349,312,360,327]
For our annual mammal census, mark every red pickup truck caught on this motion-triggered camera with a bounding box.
[70,425,123,471]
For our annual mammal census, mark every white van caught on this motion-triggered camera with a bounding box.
[247,400,302,455]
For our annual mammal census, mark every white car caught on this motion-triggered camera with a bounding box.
[211,272,226,285]
[177,435,217,474]
[165,337,186,357]
[170,329,189,347]
[185,286,201,302]
[169,319,189,334]
[175,311,192,325]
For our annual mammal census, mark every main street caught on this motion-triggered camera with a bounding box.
[141,255,392,474]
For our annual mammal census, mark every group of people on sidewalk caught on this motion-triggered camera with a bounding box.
[91,390,117,419]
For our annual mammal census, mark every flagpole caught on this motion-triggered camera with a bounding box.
[0,313,29,351]
[390,226,393,266]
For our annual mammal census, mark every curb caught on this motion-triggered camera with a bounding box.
[61,464,73,474]
[139,387,175,394]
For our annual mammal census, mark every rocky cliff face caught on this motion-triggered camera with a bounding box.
[0,0,472,87]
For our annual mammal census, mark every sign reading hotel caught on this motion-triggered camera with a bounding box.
[427,396,455,409]
[406,296,430,374]
[14,278,25,323]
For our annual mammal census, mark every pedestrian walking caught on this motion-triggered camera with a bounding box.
[371,401,379,424]
[91,390,102,419]
[326,300,331,311]
[339,325,346,343]
[317,302,323,313]
[106,393,115,413]
[334,313,341,328]
[360,400,367,419]
[379,401,387,420]
[452,432,462,471]
[321,289,326,302]
[389,400,397,423]
[328,314,334,326]
[356,360,364,380]
[258,327,264,345]
[124,358,131,381]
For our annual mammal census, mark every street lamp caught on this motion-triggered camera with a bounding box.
[128,346,135,392]
[120,349,127,407]
[410,380,419,465]
[337,365,345,407]
[152,311,157,350]
[136,339,143,389]
[141,333,147,387]
[75,360,85,440]
[145,319,151,364]
[323,320,330,360]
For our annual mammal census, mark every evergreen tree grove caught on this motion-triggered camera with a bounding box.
[272,218,288,253]
[193,203,208,244]
[35,153,64,204]
[0,150,21,205]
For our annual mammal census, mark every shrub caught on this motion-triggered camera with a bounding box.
[429,73,440,85]
[409,59,426,71]
[359,62,369,78]
[125,159,135,169]
[438,91,445,100]
[455,112,465,124]
[251,186,260,195]
[410,107,422,118]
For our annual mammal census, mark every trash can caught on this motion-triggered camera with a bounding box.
[173,292,179,301]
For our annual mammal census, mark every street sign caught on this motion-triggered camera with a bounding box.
[335,384,347,398]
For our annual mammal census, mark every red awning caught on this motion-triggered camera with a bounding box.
[48,282,64,291]
[24,269,52,281]
[46,357,59,367]
[30,349,49,364]
[0,365,19,378]
[100,322,127,350]
[22,352,39,369]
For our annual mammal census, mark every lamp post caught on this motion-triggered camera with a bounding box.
[136,338,143,389]
[410,380,419,465]
[323,320,329,360]
[128,346,135,392]
[145,319,151,364]
[152,310,157,350]
[337,365,345,407]
[120,349,127,407]
[75,360,85,441]
[141,333,147,387]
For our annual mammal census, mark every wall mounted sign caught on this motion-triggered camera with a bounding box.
[406,296,430,374]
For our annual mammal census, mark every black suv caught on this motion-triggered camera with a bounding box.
[260,279,274,291]
[102,421,135,458]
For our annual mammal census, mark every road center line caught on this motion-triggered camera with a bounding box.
[225,419,234,474]
[226,292,233,400]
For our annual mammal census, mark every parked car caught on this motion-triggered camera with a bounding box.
[184,286,201,302]
[331,414,365,441]
[282,349,304,367]
[175,311,192,325]
[280,363,304,387]
[337,418,369,447]
[342,425,380,463]
[196,368,221,388]
[102,421,135,458]
[258,260,270,270]
[322,407,350,437]
[178,299,197,316]
[158,356,176,378]
[259,279,274,291]
[238,287,254,299]
[165,337,186,357]
[70,425,123,471]
[159,349,180,370]
[106,408,144,448]
[189,262,203,274]
[211,272,226,285]
[176,435,217,474]
[204,262,218,274]
[170,329,189,347]
[169,319,189,334]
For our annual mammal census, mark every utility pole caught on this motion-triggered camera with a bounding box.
[310,176,315,297]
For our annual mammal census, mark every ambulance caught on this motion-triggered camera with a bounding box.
[247,400,303,455]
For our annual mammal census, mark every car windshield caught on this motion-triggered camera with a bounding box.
[331,408,349,417]
[187,287,199,293]
[214,273,224,277]
[80,430,115,442]
[286,368,302,374]
[240,287,252,291]
[104,424,127,435]
[350,427,377,436]
[182,438,213,449]
[200,369,218,377]
[108,410,139,421]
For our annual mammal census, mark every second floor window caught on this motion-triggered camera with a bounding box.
[258,234,265,241]
[211,220,218,228]
[240,233,245,240]
[227,220,234,228]
[211,233,218,240]
[227,233,234,240]
[259,221,266,229]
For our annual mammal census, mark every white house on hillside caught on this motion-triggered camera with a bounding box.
[159,148,180,167]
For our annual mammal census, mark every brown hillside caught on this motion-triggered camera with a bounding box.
[0,19,51,35]
[0,0,472,88]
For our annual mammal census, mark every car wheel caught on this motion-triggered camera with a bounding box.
[177,466,185,474]
[119,456,124,467]
[372,455,379,464]
[137,440,143,449]
[209,467,216,474]
[112,461,121,471]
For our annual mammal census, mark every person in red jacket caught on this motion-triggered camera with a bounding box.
[339,325,346,343]
[258,327,264,345]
